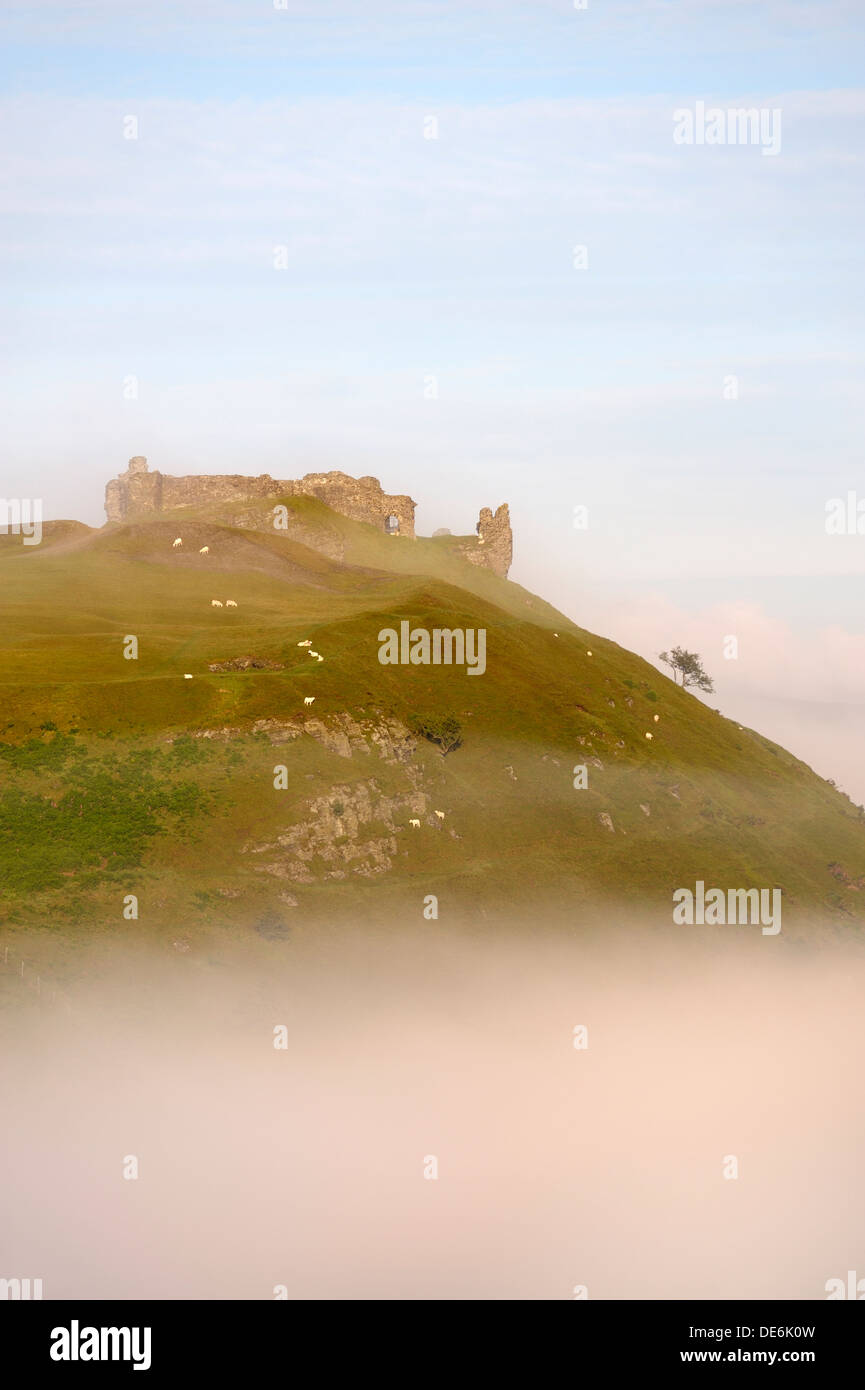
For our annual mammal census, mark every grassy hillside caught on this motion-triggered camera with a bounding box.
[1,498,864,983]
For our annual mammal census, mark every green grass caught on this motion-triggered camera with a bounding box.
[0,498,863,961]
[0,732,213,894]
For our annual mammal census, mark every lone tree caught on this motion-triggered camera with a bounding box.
[659,646,715,693]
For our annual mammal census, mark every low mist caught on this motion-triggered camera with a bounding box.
[2,918,863,1300]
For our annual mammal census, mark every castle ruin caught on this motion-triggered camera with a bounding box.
[104,458,512,577]
[106,457,417,538]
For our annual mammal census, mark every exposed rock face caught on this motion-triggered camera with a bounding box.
[250,777,423,882]
[105,458,417,537]
[190,712,418,766]
[243,712,417,763]
[212,713,431,884]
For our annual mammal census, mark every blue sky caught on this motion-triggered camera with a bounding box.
[1,0,864,787]
[2,1,864,100]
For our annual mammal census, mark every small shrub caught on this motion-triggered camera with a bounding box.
[410,714,463,757]
[255,911,290,942]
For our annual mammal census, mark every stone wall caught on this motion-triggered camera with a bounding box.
[289,472,416,536]
[104,458,512,576]
[105,459,416,537]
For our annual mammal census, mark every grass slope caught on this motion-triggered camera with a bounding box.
[1,500,864,971]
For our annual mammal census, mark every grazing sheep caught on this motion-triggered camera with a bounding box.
[316,655,324,662]
[199,545,209,555]
[225,599,237,607]
[304,696,315,706]
[586,650,593,657]
[173,537,183,548]
[645,732,653,740]
[211,599,223,607]
[308,650,319,658]
[653,714,660,722]
[297,640,312,647]
[183,674,193,680]
[409,818,421,828]
[434,810,445,820]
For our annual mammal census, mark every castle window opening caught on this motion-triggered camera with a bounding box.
[385,514,400,535]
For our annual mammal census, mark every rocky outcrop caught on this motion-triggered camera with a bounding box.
[188,713,432,884]
[242,713,417,763]
[235,714,428,883]
[249,776,427,883]
[207,656,284,672]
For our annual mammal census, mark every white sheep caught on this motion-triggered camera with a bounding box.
[297,640,312,647]
[409,818,421,828]
[183,674,194,680]
[199,545,209,555]
[434,810,445,820]
[653,714,660,723]
[645,732,653,740]
[226,599,237,607]
[173,537,183,548]
[304,696,315,706]
[211,599,223,607]
[308,650,319,659]
[316,655,324,662]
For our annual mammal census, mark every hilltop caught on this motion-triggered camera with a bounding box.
[102,455,514,578]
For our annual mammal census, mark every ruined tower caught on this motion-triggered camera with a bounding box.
[104,456,162,522]
[450,504,513,579]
